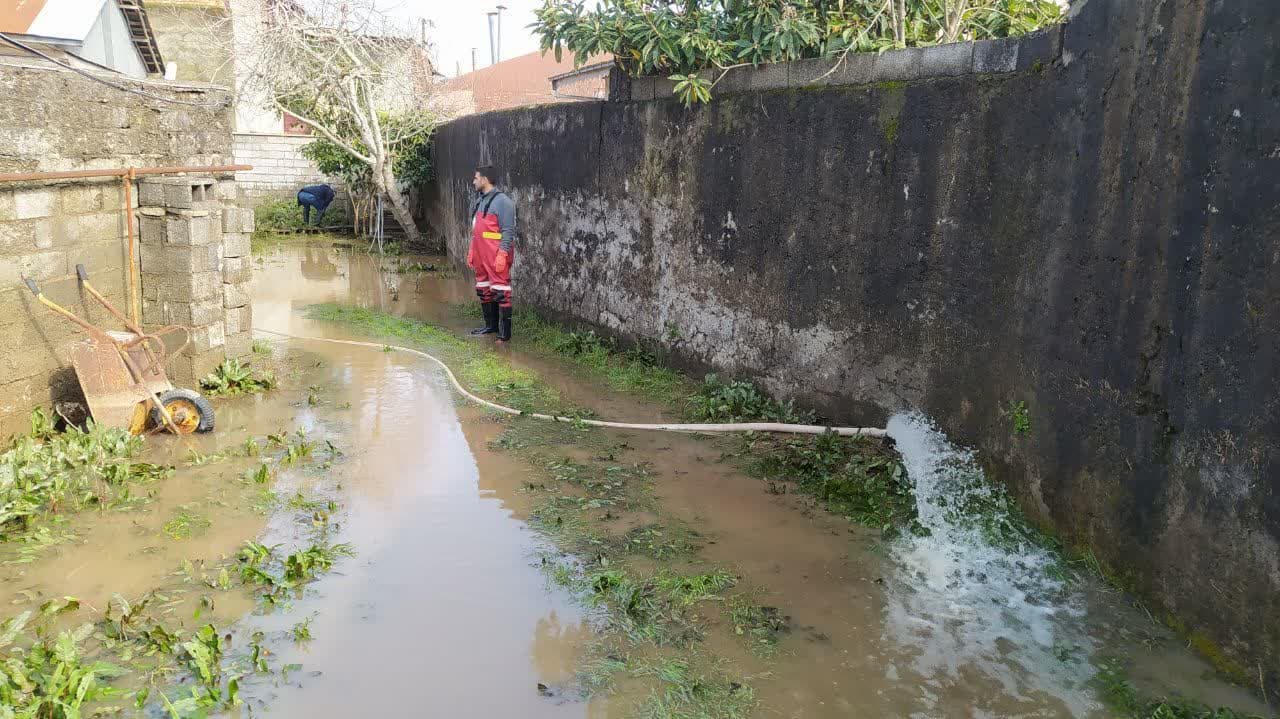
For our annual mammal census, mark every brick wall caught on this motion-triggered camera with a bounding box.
[232,133,344,204]
[0,58,236,433]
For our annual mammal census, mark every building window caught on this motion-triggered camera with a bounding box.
[283,112,312,135]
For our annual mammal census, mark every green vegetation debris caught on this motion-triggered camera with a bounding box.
[1096,657,1265,719]
[201,358,278,397]
[0,411,172,542]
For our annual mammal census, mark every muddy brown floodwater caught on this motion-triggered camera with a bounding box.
[3,242,1269,719]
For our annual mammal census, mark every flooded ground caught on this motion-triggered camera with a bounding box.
[2,241,1271,718]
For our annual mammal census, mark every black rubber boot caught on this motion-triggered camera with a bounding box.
[470,302,498,335]
[496,306,513,343]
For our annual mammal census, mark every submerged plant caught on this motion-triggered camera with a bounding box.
[0,412,161,540]
[200,358,278,397]
[746,430,918,535]
[0,612,127,717]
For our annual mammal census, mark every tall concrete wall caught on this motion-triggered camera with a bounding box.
[0,58,237,432]
[422,0,1280,693]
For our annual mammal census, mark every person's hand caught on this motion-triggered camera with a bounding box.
[466,245,476,269]
[494,250,509,274]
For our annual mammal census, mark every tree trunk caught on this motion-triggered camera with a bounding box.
[375,162,423,249]
[942,0,968,43]
[892,0,906,47]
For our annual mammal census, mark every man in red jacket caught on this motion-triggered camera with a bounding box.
[466,165,517,343]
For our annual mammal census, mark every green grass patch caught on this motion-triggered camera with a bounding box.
[307,304,572,414]
[456,304,691,406]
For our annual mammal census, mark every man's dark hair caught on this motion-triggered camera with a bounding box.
[475,165,499,184]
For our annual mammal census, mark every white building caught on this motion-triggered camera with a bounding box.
[0,0,164,78]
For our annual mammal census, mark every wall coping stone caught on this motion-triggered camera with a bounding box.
[618,25,1065,101]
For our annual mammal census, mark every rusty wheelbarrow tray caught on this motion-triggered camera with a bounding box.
[24,264,215,435]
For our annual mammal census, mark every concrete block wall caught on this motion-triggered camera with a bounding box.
[138,177,252,386]
[0,181,131,426]
[0,57,233,433]
[232,133,346,206]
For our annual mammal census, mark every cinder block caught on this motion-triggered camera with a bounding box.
[216,180,238,202]
[870,47,924,83]
[58,212,119,245]
[223,255,252,284]
[920,41,974,78]
[140,243,218,274]
[972,37,1020,74]
[14,189,55,220]
[224,305,251,335]
[163,183,194,209]
[158,271,222,302]
[169,351,224,387]
[220,207,242,233]
[144,297,224,327]
[164,212,215,247]
[188,322,226,353]
[224,329,253,358]
[59,185,107,214]
[0,219,29,251]
[223,233,251,258]
[138,182,166,207]
[74,241,125,275]
[223,281,251,309]
[0,250,68,286]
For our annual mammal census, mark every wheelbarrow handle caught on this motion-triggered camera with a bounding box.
[24,278,39,296]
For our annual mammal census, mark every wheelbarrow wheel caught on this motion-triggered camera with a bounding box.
[151,388,215,434]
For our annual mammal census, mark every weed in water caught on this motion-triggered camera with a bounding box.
[632,657,756,719]
[163,507,212,540]
[743,431,919,536]
[0,611,128,715]
[1095,657,1264,719]
[251,339,272,355]
[726,595,791,656]
[291,616,315,643]
[0,412,160,540]
[200,358,278,397]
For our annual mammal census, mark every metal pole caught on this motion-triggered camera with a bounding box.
[122,168,139,326]
[471,48,477,72]
[496,5,506,62]
[486,11,497,65]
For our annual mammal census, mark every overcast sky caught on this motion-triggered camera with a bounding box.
[375,0,544,77]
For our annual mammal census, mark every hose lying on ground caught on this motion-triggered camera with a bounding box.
[254,329,888,438]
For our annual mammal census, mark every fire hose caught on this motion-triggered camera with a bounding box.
[254,329,887,438]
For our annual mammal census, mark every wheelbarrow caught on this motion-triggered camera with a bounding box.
[23,264,215,435]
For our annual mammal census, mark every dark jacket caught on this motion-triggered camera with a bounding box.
[298,184,335,211]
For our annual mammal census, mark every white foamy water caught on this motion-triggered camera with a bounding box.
[884,413,1101,718]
